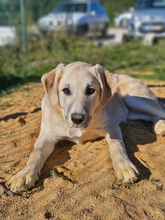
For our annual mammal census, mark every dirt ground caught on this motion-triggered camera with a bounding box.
[0,80,165,220]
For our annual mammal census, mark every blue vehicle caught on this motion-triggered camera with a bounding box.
[38,0,109,36]
[128,0,165,38]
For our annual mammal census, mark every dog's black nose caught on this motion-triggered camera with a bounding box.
[71,113,85,125]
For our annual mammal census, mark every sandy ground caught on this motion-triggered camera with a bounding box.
[0,80,165,220]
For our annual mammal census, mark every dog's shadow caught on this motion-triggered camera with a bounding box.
[36,120,159,190]
[123,95,165,181]
[37,140,75,187]
[121,121,156,181]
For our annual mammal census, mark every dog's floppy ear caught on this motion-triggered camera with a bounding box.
[93,64,118,106]
[41,63,65,105]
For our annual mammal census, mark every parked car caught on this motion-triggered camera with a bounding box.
[114,12,132,28]
[128,0,165,38]
[38,0,109,36]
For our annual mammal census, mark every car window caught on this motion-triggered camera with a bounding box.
[53,3,88,13]
[90,3,106,15]
[136,0,165,9]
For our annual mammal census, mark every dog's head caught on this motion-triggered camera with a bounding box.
[41,62,118,128]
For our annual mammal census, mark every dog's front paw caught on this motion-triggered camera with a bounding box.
[154,120,165,136]
[8,167,39,193]
[113,159,139,183]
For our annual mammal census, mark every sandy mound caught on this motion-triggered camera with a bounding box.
[0,81,165,220]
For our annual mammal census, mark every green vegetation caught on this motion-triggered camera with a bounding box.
[0,1,164,94]
[0,33,165,93]
[124,182,137,190]
[149,178,160,183]
[149,177,163,191]
[49,169,58,178]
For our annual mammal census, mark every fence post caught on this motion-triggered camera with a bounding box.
[20,0,27,52]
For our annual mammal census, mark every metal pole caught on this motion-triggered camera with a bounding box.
[20,0,27,52]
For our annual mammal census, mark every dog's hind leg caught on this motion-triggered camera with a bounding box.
[124,96,165,118]
[124,96,165,136]
[128,112,165,136]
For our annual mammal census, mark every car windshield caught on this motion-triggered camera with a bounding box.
[53,3,88,13]
[136,0,165,9]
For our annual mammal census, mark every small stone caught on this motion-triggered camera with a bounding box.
[18,117,26,125]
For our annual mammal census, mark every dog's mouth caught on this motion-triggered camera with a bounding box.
[70,122,89,129]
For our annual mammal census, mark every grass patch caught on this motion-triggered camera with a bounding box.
[149,177,163,191]
[124,182,137,190]
[1,34,165,94]
[49,170,58,178]
[149,178,160,183]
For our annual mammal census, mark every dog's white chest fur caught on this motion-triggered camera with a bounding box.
[65,127,101,144]
[68,127,84,138]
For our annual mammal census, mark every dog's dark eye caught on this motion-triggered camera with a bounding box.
[86,87,95,96]
[62,88,71,96]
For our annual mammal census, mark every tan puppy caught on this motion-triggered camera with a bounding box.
[9,61,165,192]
